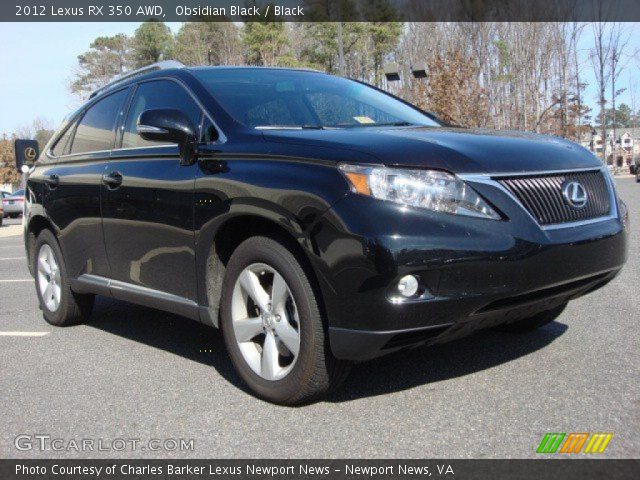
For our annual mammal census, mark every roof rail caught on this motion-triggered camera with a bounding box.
[90,60,185,99]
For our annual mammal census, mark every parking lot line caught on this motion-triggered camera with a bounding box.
[0,279,32,283]
[0,332,49,337]
[0,257,26,260]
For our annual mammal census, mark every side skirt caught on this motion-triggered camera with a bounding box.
[71,274,214,324]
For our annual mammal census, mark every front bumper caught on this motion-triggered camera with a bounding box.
[311,183,628,361]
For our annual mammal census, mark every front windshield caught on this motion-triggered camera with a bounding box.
[191,68,441,129]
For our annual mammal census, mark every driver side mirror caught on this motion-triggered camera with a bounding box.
[137,109,198,165]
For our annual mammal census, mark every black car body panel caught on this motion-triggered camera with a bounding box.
[24,66,628,362]
[261,127,602,173]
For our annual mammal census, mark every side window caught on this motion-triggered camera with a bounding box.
[51,122,76,156]
[70,89,128,154]
[122,80,202,149]
[201,116,219,143]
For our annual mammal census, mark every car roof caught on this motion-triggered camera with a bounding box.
[91,65,326,101]
[186,65,325,74]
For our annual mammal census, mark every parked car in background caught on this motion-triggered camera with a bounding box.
[3,189,25,218]
[0,191,9,225]
[632,158,639,182]
[24,63,629,405]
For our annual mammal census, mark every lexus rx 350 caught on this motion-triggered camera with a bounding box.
[24,64,628,404]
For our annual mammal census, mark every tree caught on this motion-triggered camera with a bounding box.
[15,118,56,151]
[361,1,403,85]
[413,49,488,128]
[297,22,367,74]
[607,24,631,156]
[302,0,361,75]
[243,21,296,66]
[71,34,131,98]
[0,135,20,186]
[597,103,632,129]
[173,21,242,66]
[131,21,173,68]
[590,22,614,162]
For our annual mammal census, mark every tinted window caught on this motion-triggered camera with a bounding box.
[51,122,76,156]
[245,99,297,127]
[306,92,400,126]
[122,80,202,149]
[71,89,128,154]
[200,117,219,143]
[191,68,441,129]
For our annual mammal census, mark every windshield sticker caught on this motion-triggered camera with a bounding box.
[353,116,375,124]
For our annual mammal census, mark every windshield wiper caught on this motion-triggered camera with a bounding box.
[342,121,416,128]
[255,125,324,130]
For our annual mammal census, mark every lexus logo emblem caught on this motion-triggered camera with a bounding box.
[24,147,36,161]
[562,181,588,209]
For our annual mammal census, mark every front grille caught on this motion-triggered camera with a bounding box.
[497,170,611,225]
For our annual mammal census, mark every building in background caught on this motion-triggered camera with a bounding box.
[581,128,640,172]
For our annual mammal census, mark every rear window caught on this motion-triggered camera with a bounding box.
[71,89,129,154]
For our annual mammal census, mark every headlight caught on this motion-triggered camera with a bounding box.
[339,164,501,220]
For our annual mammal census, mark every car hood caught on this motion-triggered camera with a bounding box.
[261,126,601,174]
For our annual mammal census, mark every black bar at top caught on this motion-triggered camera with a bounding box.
[4,0,640,22]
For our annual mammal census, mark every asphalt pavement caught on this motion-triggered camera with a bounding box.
[0,178,638,459]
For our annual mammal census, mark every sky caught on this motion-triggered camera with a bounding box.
[0,22,639,135]
[0,22,179,135]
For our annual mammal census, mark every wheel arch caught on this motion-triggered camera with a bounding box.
[196,206,325,329]
[25,214,58,276]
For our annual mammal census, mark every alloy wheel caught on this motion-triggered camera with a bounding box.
[37,244,61,312]
[231,263,301,381]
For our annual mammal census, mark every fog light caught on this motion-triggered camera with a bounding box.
[398,275,419,297]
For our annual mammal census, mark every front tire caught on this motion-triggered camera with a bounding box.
[220,236,350,405]
[34,229,94,326]
[496,303,567,333]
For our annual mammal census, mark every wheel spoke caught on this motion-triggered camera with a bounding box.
[261,332,280,380]
[46,248,55,269]
[233,316,263,343]
[52,284,61,305]
[38,256,51,275]
[43,282,53,303]
[239,270,270,311]
[275,320,299,357]
[270,272,288,311]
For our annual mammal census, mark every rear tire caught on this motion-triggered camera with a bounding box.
[34,229,94,326]
[220,236,350,405]
[496,303,567,333]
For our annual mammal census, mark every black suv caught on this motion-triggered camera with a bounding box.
[25,63,628,404]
